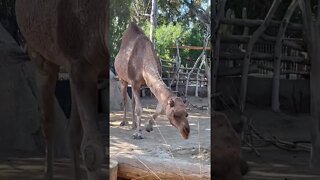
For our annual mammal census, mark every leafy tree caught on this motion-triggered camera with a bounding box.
[110,0,209,68]
[110,0,132,68]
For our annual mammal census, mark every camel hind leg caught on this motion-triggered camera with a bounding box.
[70,60,104,180]
[132,84,143,139]
[30,50,59,180]
[119,80,129,126]
[131,88,137,129]
[68,88,83,180]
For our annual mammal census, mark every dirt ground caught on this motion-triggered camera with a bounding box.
[110,96,211,178]
[3,97,320,180]
[222,105,320,180]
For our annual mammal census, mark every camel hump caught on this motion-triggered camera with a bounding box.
[127,22,145,36]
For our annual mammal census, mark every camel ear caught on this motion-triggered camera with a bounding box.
[168,99,174,107]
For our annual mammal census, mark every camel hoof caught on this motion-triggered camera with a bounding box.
[132,132,143,139]
[44,173,53,180]
[145,124,153,132]
[132,122,137,130]
[120,121,128,126]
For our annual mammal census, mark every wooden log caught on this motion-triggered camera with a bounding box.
[115,155,210,180]
[239,0,282,113]
[220,51,308,64]
[221,35,305,51]
[166,71,206,74]
[218,65,259,77]
[171,45,211,50]
[110,159,118,180]
[298,0,320,167]
[258,64,309,75]
[220,17,302,30]
[212,0,226,110]
[272,0,298,112]
[163,77,207,82]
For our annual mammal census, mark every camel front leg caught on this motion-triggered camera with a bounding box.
[70,61,104,180]
[146,102,163,132]
[119,80,129,126]
[132,85,143,139]
[33,55,59,180]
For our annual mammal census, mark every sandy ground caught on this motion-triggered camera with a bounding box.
[3,96,320,180]
[110,96,211,177]
[222,105,320,180]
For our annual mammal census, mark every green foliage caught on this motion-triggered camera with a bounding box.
[138,22,205,67]
[109,0,209,68]
[155,22,184,60]
[110,0,132,67]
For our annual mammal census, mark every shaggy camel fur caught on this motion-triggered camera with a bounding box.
[15,0,109,179]
[114,22,190,139]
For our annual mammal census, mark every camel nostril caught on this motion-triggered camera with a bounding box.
[185,127,190,134]
[182,126,190,139]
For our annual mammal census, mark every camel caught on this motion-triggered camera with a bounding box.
[212,111,249,180]
[114,22,190,139]
[15,0,109,179]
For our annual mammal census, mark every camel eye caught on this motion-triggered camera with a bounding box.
[185,113,188,117]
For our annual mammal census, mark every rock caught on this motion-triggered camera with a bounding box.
[109,70,131,111]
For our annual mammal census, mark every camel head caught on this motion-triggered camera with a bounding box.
[165,97,190,139]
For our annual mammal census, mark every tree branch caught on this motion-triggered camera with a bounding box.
[182,0,210,26]
[272,0,298,111]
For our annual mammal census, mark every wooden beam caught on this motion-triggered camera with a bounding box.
[218,65,259,77]
[257,64,309,75]
[221,35,305,51]
[220,52,308,64]
[171,45,211,50]
[220,17,303,30]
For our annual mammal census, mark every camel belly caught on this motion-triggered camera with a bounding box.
[16,0,66,66]
[16,0,109,71]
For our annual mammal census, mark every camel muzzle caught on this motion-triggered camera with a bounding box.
[180,125,190,139]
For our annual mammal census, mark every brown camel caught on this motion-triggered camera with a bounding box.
[212,111,249,180]
[114,22,190,139]
[15,0,109,179]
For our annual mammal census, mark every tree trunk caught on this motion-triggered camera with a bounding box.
[239,0,282,113]
[298,0,320,167]
[272,0,298,112]
[150,0,158,44]
[212,0,226,110]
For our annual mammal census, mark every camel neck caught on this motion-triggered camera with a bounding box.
[143,66,175,107]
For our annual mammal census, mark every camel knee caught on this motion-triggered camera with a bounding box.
[42,121,54,140]
[68,128,82,149]
[81,139,104,172]
[135,106,142,116]
[152,114,158,121]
